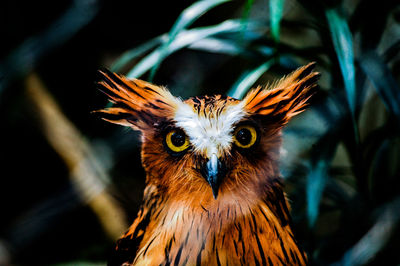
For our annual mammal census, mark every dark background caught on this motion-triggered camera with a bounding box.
[1,0,197,263]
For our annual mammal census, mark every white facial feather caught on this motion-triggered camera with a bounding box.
[174,101,246,158]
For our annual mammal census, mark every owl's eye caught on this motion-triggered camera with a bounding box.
[165,129,190,153]
[233,125,258,149]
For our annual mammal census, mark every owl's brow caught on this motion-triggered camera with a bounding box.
[173,99,247,157]
[153,119,177,132]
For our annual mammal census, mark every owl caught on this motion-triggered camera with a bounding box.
[97,63,319,265]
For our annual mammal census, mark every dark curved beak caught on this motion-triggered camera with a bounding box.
[200,154,226,199]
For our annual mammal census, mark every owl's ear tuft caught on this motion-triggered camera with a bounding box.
[243,62,320,125]
[94,69,180,130]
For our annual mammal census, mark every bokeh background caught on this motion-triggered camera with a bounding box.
[1,0,400,265]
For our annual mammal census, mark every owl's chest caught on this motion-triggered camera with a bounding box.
[132,203,306,265]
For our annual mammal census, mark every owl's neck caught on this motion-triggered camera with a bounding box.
[168,176,291,227]
[144,154,287,224]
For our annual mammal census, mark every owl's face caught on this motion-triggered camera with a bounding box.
[98,63,318,202]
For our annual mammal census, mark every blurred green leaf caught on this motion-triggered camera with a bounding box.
[111,35,164,72]
[242,0,255,20]
[149,0,231,80]
[306,122,341,227]
[227,58,275,99]
[240,0,255,40]
[359,50,400,121]
[307,160,329,227]
[188,37,246,56]
[188,37,275,59]
[269,0,285,42]
[126,19,266,78]
[305,98,342,226]
[326,7,359,146]
[167,0,231,41]
[383,39,400,63]
[325,9,356,114]
[350,0,396,50]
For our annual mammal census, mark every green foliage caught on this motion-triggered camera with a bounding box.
[227,58,275,99]
[359,50,400,121]
[326,8,356,116]
[117,19,267,79]
[148,0,231,81]
[111,0,400,264]
[269,0,284,42]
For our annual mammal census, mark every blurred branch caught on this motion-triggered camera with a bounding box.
[25,73,127,240]
[0,0,99,95]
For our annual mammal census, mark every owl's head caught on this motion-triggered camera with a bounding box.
[97,63,319,202]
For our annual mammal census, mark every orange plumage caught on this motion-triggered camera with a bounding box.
[98,63,319,265]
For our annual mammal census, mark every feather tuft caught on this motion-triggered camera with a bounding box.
[95,69,180,130]
[243,62,320,124]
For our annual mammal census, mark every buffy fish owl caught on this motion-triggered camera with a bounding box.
[97,63,319,265]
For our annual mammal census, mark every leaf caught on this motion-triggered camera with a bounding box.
[227,58,275,99]
[304,94,343,227]
[307,135,339,227]
[326,7,358,142]
[187,37,274,58]
[350,0,396,50]
[242,0,255,23]
[126,19,266,79]
[240,0,255,41]
[306,160,329,227]
[359,50,400,121]
[167,0,231,41]
[383,39,400,63]
[149,0,231,80]
[111,35,164,72]
[269,0,285,42]
[325,9,356,110]
[188,37,246,56]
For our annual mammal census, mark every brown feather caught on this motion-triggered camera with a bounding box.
[95,69,179,130]
[243,62,319,124]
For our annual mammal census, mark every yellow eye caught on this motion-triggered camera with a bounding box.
[165,129,190,153]
[233,125,258,148]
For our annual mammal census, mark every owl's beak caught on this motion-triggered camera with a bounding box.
[202,153,226,199]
